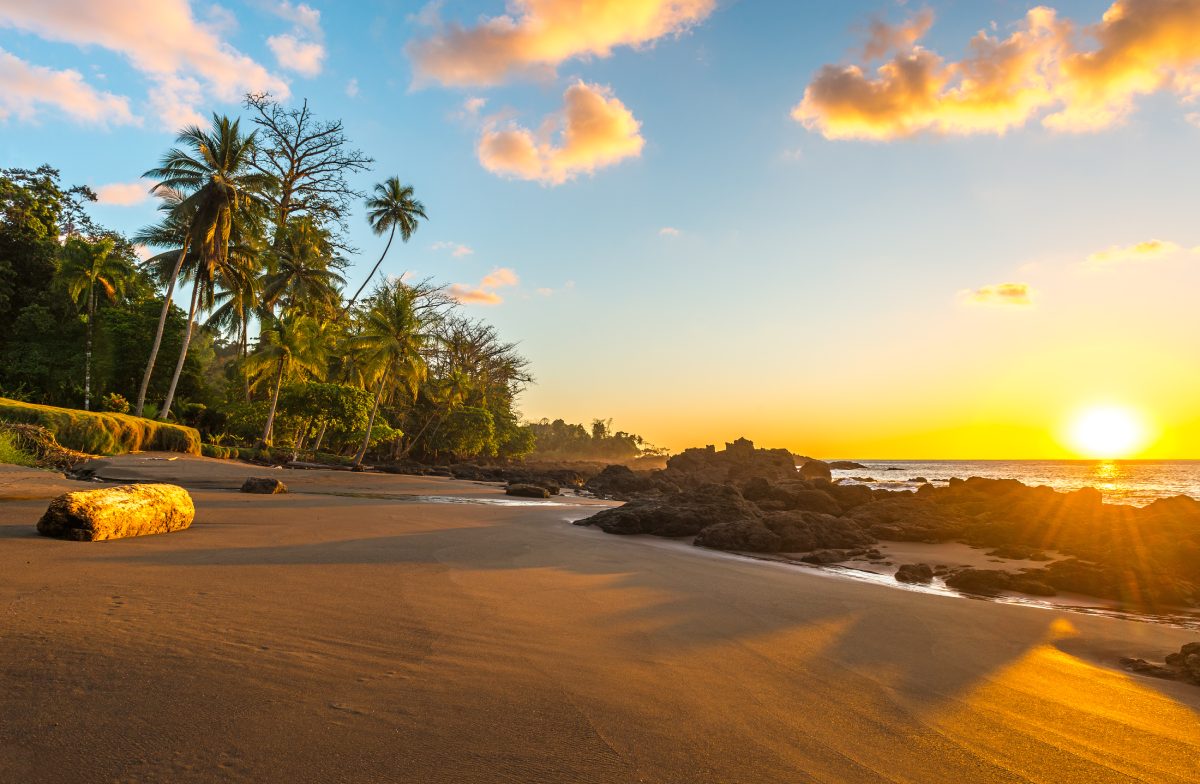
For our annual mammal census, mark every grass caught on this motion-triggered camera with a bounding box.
[0,431,36,467]
[0,398,201,456]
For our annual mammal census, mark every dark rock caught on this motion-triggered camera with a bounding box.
[908,477,929,484]
[895,563,934,583]
[762,510,874,552]
[1008,579,1057,596]
[827,461,867,470]
[798,459,833,481]
[694,519,781,553]
[584,464,665,499]
[945,569,1011,595]
[506,483,550,499]
[241,477,288,494]
[800,549,854,564]
[576,483,760,538]
[1120,658,1178,679]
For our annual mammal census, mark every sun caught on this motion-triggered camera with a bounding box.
[1065,405,1149,459]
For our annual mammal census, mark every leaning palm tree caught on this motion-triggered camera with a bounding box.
[133,114,274,417]
[346,280,435,466]
[344,178,426,311]
[244,313,328,448]
[58,236,134,410]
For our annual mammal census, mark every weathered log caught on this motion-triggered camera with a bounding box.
[37,483,195,541]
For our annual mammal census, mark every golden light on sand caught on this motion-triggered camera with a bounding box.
[1065,405,1149,459]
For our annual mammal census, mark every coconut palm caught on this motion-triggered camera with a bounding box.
[344,178,426,311]
[244,313,328,447]
[133,114,274,417]
[207,262,263,402]
[58,236,134,410]
[263,218,346,317]
[347,280,436,466]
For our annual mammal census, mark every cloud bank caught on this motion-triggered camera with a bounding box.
[409,0,715,87]
[794,0,1200,140]
[477,81,644,184]
[95,179,153,206]
[0,49,135,125]
[447,267,520,304]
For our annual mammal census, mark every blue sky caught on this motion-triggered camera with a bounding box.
[3,0,1200,456]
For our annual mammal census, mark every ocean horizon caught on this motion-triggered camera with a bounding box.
[828,459,1200,505]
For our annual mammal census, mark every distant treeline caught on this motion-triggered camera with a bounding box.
[526,418,666,461]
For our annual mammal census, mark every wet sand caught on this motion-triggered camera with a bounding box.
[2,454,1198,783]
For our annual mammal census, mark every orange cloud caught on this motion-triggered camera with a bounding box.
[0,48,136,125]
[409,0,715,87]
[0,0,289,127]
[961,283,1033,306]
[862,8,934,60]
[447,266,520,305]
[477,81,644,184]
[1086,239,1187,263]
[95,179,152,206]
[794,1,1200,140]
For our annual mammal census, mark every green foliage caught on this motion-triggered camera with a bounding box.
[427,406,495,461]
[99,392,130,413]
[0,430,36,467]
[278,381,373,452]
[0,397,201,455]
[527,418,658,461]
[201,443,237,459]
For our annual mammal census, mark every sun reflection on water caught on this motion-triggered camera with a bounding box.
[1091,460,1121,493]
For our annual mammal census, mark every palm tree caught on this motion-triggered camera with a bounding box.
[58,236,134,410]
[244,313,327,447]
[133,114,274,417]
[207,262,263,402]
[263,218,346,317]
[344,178,426,311]
[347,280,435,466]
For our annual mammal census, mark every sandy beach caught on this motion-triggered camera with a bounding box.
[2,455,1198,783]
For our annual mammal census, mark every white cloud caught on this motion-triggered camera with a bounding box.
[477,81,644,185]
[0,0,289,128]
[0,48,136,126]
[265,1,325,77]
[659,226,681,237]
[431,240,474,257]
[345,77,359,97]
[447,266,519,305]
[95,179,153,206]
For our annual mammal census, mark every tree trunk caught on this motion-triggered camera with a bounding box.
[259,359,286,448]
[312,421,329,454]
[399,411,439,459]
[354,371,388,467]
[83,283,95,411]
[241,319,251,402]
[159,275,201,421]
[344,225,396,312]
[135,237,190,417]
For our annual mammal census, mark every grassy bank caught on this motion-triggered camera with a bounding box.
[0,430,36,467]
[0,398,201,456]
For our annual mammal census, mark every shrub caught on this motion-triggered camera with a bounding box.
[201,443,237,460]
[0,397,201,456]
[0,431,36,467]
[99,392,130,414]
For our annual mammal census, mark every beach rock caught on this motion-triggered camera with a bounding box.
[850,496,966,542]
[799,549,864,565]
[749,483,843,516]
[506,483,550,499]
[241,477,288,494]
[798,459,833,481]
[37,484,194,541]
[584,464,665,499]
[576,483,760,538]
[660,439,797,488]
[944,569,1011,595]
[895,563,934,583]
[1008,578,1057,597]
[823,482,875,511]
[1120,658,1178,680]
[762,510,874,552]
[827,461,867,470]
[694,519,781,553]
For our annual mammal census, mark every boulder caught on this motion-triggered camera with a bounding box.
[895,563,934,583]
[37,484,194,541]
[694,519,781,553]
[762,510,874,552]
[798,459,833,481]
[584,464,665,498]
[826,461,867,470]
[241,477,288,494]
[506,483,550,499]
[576,483,760,538]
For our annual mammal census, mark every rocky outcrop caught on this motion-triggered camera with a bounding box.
[1121,642,1200,685]
[241,477,288,494]
[761,510,874,552]
[659,438,798,488]
[576,484,761,538]
[798,459,833,481]
[584,464,673,499]
[826,461,867,470]
[506,483,550,499]
[37,484,195,541]
[694,519,781,553]
[944,569,1011,595]
[895,563,934,583]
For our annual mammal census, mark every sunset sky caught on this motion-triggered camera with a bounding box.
[2,0,1199,458]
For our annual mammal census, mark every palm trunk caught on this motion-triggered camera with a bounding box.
[135,237,189,417]
[312,421,329,454]
[259,359,286,448]
[399,411,439,459]
[354,370,388,467]
[241,319,251,402]
[344,225,395,312]
[83,284,95,411]
[159,276,201,421]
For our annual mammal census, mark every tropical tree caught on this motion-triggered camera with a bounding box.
[344,178,426,310]
[347,280,437,466]
[57,236,135,410]
[134,114,274,417]
[263,217,345,317]
[244,313,328,447]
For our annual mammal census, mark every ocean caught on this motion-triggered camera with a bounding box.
[830,460,1200,506]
